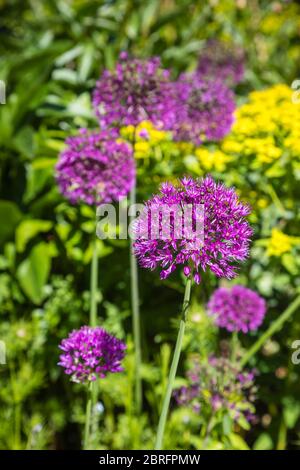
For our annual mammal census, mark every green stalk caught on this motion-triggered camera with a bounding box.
[231,331,239,363]
[241,294,300,367]
[130,184,142,413]
[91,380,99,446]
[90,235,98,327]
[83,382,93,450]
[84,230,99,449]
[155,277,192,450]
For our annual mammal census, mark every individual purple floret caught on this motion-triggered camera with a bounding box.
[171,73,235,144]
[207,285,267,333]
[58,326,126,383]
[92,52,177,130]
[197,39,245,86]
[56,128,135,205]
[133,176,252,284]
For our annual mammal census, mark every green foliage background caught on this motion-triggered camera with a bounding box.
[1,0,300,450]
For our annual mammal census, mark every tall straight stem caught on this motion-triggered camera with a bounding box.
[241,294,300,367]
[83,382,93,450]
[90,234,98,327]
[84,229,99,449]
[130,184,142,413]
[155,277,192,450]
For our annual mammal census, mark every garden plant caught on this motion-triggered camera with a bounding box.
[1,0,300,453]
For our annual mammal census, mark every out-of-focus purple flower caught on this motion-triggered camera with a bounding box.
[174,355,257,424]
[56,128,135,205]
[58,326,126,383]
[197,39,245,86]
[171,73,235,144]
[211,394,223,411]
[207,285,267,333]
[173,384,200,407]
[134,176,252,283]
[92,52,177,130]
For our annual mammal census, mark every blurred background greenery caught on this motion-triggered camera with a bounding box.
[1,0,300,450]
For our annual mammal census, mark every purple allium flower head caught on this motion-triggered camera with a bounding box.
[197,39,245,86]
[58,326,126,383]
[207,285,267,333]
[56,128,135,205]
[134,176,252,283]
[171,73,235,144]
[92,52,177,130]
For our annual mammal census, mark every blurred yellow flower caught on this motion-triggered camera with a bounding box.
[195,148,232,172]
[120,121,169,158]
[218,84,300,168]
[267,229,294,257]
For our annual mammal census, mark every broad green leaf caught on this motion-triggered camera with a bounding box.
[16,242,51,304]
[24,158,56,203]
[253,433,273,450]
[229,433,250,450]
[14,126,35,158]
[0,200,22,245]
[282,253,298,275]
[16,220,53,252]
[283,397,300,429]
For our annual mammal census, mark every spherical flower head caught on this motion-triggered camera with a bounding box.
[197,39,245,86]
[92,52,177,130]
[58,326,126,383]
[56,128,135,205]
[134,175,252,283]
[172,73,235,144]
[207,285,267,333]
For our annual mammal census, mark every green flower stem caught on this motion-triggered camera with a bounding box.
[155,276,192,450]
[83,382,93,450]
[231,331,239,363]
[241,294,300,367]
[84,229,99,450]
[130,184,142,413]
[91,381,99,443]
[90,234,98,328]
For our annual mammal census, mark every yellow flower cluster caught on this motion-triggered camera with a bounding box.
[260,4,300,35]
[194,148,233,172]
[266,228,299,258]
[120,121,170,159]
[195,84,300,170]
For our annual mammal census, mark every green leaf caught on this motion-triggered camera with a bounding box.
[83,240,113,264]
[237,414,251,431]
[283,397,300,429]
[16,219,53,252]
[24,158,56,203]
[282,253,298,275]
[266,162,285,178]
[52,69,78,84]
[16,242,51,304]
[253,433,273,450]
[55,45,83,67]
[0,200,22,245]
[78,44,95,82]
[14,126,35,158]
[229,433,250,450]
[222,414,232,436]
